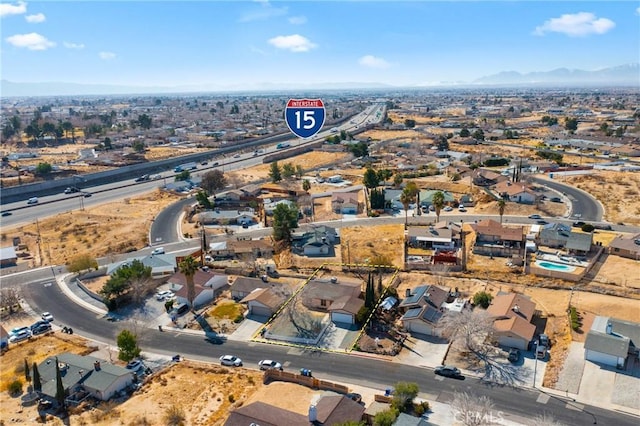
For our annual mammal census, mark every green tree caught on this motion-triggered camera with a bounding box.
[2,123,16,140]
[66,254,98,273]
[175,170,190,181]
[460,127,470,137]
[35,162,53,176]
[432,191,445,223]
[201,170,226,196]
[179,256,199,310]
[32,362,41,393]
[404,119,416,128]
[100,260,151,308]
[272,203,298,244]
[437,135,449,151]
[295,164,304,178]
[195,190,212,209]
[132,140,145,153]
[472,129,485,141]
[55,357,66,408]
[400,188,414,227]
[302,179,311,192]
[282,163,296,179]
[373,408,399,426]
[377,169,393,183]
[348,141,368,157]
[363,167,380,189]
[393,173,403,187]
[473,291,493,309]
[564,117,578,133]
[365,272,375,308]
[61,121,75,142]
[392,381,419,413]
[497,198,506,224]
[137,114,152,129]
[116,330,141,362]
[103,137,113,150]
[269,161,282,183]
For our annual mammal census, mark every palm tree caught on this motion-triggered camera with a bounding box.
[179,256,199,311]
[400,189,414,228]
[497,198,506,224]
[432,191,445,223]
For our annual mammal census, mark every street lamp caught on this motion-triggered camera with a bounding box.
[533,341,538,388]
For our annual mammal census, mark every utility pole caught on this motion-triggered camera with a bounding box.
[35,218,43,266]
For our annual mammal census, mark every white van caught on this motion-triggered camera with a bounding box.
[27,197,39,205]
[151,247,165,255]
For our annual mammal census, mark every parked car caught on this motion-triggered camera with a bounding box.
[536,345,547,360]
[443,206,453,212]
[458,205,467,212]
[434,365,462,378]
[220,355,242,367]
[550,197,562,203]
[508,348,520,363]
[539,334,550,348]
[32,323,52,336]
[528,214,542,220]
[126,359,143,371]
[41,312,54,322]
[572,221,586,228]
[171,302,189,316]
[536,219,548,225]
[9,329,32,343]
[156,290,174,301]
[258,359,282,370]
[346,392,363,403]
[10,326,30,336]
[30,320,49,331]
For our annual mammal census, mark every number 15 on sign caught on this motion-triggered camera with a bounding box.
[285,99,326,139]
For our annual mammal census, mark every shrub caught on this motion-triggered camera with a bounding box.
[8,379,23,396]
[581,224,595,232]
[473,291,493,309]
[163,405,185,426]
[569,306,582,331]
[228,394,236,403]
[233,314,244,323]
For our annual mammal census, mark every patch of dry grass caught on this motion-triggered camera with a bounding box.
[340,224,405,268]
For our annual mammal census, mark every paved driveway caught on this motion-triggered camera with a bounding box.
[396,334,449,368]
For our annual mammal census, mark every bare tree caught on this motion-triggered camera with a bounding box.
[450,391,496,426]
[0,287,21,313]
[129,276,154,305]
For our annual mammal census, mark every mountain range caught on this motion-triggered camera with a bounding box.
[2,64,638,97]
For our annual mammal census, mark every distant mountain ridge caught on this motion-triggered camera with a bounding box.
[472,63,639,86]
[2,64,638,96]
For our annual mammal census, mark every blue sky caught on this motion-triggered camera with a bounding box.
[1,1,638,88]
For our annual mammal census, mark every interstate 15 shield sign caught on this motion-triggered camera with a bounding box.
[285,99,326,139]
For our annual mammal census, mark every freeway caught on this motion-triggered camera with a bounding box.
[15,276,638,426]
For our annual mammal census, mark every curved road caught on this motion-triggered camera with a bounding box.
[530,176,603,222]
[18,278,637,426]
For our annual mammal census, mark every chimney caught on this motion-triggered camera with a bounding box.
[406,288,412,297]
[308,404,318,422]
[512,305,520,313]
[606,322,613,335]
[94,361,101,371]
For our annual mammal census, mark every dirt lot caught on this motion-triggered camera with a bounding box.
[339,224,405,268]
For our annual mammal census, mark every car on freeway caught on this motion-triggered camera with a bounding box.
[41,312,54,322]
[64,186,80,194]
[220,355,242,367]
[27,197,39,205]
[32,322,52,336]
[508,348,520,363]
[528,214,542,220]
[82,192,92,198]
[126,359,143,371]
[233,153,241,158]
[258,359,282,370]
[9,329,32,343]
[134,174,150,182]
[434,365,462,378]
[156,290,174,301]
[1,211,11,216]
[200,160,208,165]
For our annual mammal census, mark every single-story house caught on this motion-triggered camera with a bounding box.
[263,199,295,216]
[399,285,454,336]
[401,305,444,336]
[0,246,17,267]
[240,288,286,318]
[226,239,273,259]
[538,223,593,254]
[607,233,640,260]
[487,292,537,350]
[301,279,362,324]
[106,254,176,279]
[407,222,460,250]
[230,276,269,300]
[418,190,456,208]
[38,352,134,404]
[471,219,525,257]
[584,316,640,369]
[197,208,255,226]
[169,270,229,308]
[493,181,538,204]
[384,189,404,211]
[327,295,364,325]
[331,191,360,214]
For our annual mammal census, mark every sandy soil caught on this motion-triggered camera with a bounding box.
[340,224,405,268]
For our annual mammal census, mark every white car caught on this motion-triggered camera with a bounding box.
[219,355,242,367]
[443,206,453,212]
[126,359,143,371]
[9,329,32,343]
[458,205,467,212]
[156,290,174,301]
[41,312,54,322]
[258,359,283,370]
[151,247,165,255]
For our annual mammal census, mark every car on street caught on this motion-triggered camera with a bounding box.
[64,187,80,194]
[233,154,241,158]
[434,365,462,378]
[200,161,208,165]
[9,329,32,343]
[458,205,467,212]
[536,219,548,225]
[126,359,143,371]
[151,247,165,255]
[41,312,54,322]
[1,211,12,216]
[258,359,282,370]
[550,197,562,203]
[572,221,586,228]
[528,214,542,219]
[508,348,520,363]
[32,322,52,336]
[156,290,174,301]
[220,355,242,367]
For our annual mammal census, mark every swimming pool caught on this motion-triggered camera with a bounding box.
[535,260,576,272]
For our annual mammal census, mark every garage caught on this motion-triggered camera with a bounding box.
[405,321,436,336]
[331,312,354,325]
[248,302,273,318]
[585,350,621,368]
[498,335,528,351]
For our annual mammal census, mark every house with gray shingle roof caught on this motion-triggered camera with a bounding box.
[538,223,593,254]
[584,316,640,369]
[37,352,134,405]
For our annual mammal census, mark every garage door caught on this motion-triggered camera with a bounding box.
[331,312,354,325]
[250,305,272,317]
[499,336,527,350]
[585,350,619,367]
[407,322,434,336]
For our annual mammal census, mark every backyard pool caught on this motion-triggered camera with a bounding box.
[535,260,576,273]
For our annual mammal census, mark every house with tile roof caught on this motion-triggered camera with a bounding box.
[301,279,363,325]
[168,270,229,308]
[492,181,538,204]
[607,232,640,260]
[471,219,525,257]
[486,292,538,350]
[240,288,286,318]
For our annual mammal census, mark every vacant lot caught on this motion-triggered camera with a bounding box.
[340,224,405,268]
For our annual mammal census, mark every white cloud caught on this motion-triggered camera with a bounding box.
[533,12,615,37]
[99,51,116,60]
[288,16,307,25]
[25,13,45,23]
[239,1,287,23]
[636,6,640,16]
[63,41,85,49]
[358,55,391,69]
[0,1,26,18]
[5,32,55,50]
[268,34,317,53]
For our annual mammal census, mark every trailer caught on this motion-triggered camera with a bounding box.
[174,162,197,172]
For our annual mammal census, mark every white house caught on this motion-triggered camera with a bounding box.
[584,316,640,369]
[169,270,229,308]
